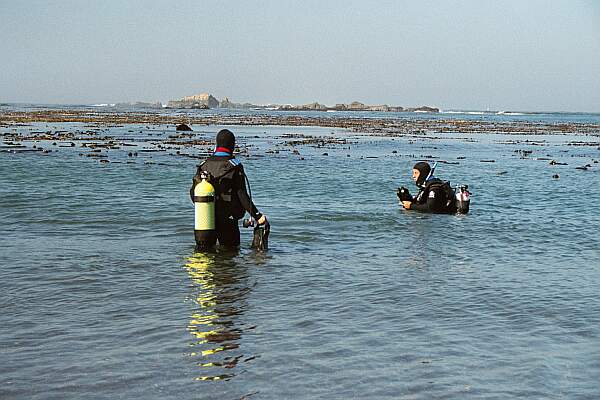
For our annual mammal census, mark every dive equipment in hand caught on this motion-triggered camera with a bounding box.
[397,186,412,202]
[243,218,270,251]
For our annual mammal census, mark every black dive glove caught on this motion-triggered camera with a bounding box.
[397,187,413,202]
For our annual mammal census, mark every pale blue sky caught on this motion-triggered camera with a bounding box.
[1,0,599,111]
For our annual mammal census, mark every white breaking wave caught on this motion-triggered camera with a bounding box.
[497,111,525,116]
[441,110,487,115]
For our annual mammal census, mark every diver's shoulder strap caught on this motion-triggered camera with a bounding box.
[200,157,239,180]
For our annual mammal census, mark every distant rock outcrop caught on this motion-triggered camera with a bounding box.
[167,93,219,109]
[115,101,163,109]
[219,97,234,108]
[166,91,434,113]
[347,101,366,111]
[328,102,403,112]
[409,106,440,113]
[281,102,328,111]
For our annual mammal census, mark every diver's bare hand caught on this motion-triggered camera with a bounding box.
[402,201,412,210]
[257,215,268,225]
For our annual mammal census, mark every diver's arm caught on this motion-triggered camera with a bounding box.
[409,189,443,213]
[409,198,435,212]
[235,168,262,220]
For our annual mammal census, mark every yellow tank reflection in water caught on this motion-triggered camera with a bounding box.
[184,252,241,382]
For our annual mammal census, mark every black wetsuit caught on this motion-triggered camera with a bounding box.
[410,178,455,214]
[190,154,261,247]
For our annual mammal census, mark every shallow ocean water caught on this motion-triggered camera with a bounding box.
[1,116,600,399]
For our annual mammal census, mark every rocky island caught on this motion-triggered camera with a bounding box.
[167,93,219,109]
[164,92,440,113]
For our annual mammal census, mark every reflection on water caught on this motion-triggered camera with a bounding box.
[4,118,600,399]
[184,250,256,381]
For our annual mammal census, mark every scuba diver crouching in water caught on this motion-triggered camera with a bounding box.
[397,161,470,214]
[190,129,268,250]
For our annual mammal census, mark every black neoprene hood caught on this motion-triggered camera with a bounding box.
[413,161,431,186]
[216,129,236,151]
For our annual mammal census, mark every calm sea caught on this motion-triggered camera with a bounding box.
[1,107,599,399]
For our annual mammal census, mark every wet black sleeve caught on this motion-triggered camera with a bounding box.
[410,188,443,213]
[410,198,436,212]
[234,166,262,220]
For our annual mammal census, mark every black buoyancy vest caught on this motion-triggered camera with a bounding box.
[197,155,245,219]
[416,178,457,213]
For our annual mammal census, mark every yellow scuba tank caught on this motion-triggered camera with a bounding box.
[193,171,216,248]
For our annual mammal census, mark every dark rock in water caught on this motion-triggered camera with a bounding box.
[176,123,193,131]
[439,160,459,165]
[516,149,533,156]
[410,106,440,113]
[552,174,560,179]
[322,152,328,156]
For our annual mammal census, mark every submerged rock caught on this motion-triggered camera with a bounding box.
[176,123,193,131]
[549,160,568,166]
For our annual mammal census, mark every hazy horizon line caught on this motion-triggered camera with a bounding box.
[1,100,598,115]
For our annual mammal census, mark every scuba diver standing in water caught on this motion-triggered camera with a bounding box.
[397,161,470,214]
[190,129,268,250]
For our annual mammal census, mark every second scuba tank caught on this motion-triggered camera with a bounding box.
[455,185,471,214]
[194,172,216,248]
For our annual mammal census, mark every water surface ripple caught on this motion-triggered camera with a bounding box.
[1,119,599,399]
